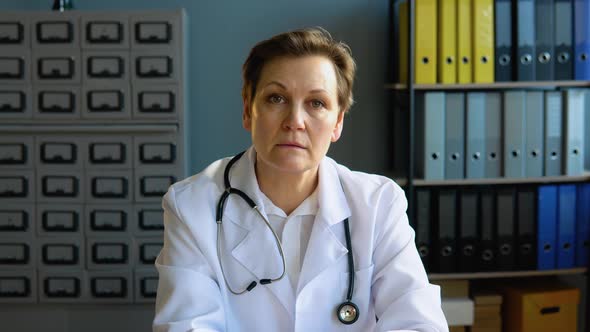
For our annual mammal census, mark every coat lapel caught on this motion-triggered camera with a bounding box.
[221,147,295,320]
[297,158,351,294]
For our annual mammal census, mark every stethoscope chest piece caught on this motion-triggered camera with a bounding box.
[337,301,359,325]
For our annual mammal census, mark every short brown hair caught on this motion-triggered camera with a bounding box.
[242,27,356,113]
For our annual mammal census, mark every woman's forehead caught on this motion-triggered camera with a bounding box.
[257,55,338,94]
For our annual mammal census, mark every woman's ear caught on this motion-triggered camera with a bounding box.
[242,100,252,132]
[331,110,345,142]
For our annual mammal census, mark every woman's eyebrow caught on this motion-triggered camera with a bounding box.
[263,81,287,90]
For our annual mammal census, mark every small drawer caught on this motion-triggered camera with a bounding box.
[131,12,181,50]
[0,15,29,48]
[84,135,132,169]
[133,134,180,168]
[82,84,131,120]
[0,86,32,119]
[136,238,162,266]
[86,170,132,203]
[0,269,36,303]
[87,238,133,270]
[134,269,158,303]
[39,270,85,303]
[87,270,132,303]
[138,143,177,166]
[85,204,131,236]
[83,52,129,82]
[37,169,83,203]
[38,237,83,268]
[82,13,129,49]
[36,204,83,237]
[36,136,83,168]
[32,12,79,48]
[0,170,35,202]
[38,238,83,268]
[0,50,30,83]
[0,135,34,169]
[33,51,80,84]
[0,238,34,269]
[132,85,179,119]
[133,204,164,236]
[135,170,177,203]
[132,52,178,83]
[33,86,80,119]
[0,204,33,236]
[135,22,171,44]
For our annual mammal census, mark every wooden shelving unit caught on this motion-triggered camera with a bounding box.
[386,80,590,91]
[429,268,587,281]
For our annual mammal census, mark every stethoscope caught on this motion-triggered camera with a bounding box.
[215,151,359,325]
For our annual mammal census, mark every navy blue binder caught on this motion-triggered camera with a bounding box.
[516,187,537,270]
[496,187,517,270]
[555,0,574,79]
[479,188,497,271]
[537,185,558,270]
[459,189,479,272]
[435,189,458,273]
[495,0,513,81]
[574,0,590,79]
[535,0,555,80]
[557,184,576,268]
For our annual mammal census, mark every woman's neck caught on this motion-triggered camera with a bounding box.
[255,158,319,216]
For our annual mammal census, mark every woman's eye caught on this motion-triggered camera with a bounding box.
[310,100,325,109]
[269,95,284,104]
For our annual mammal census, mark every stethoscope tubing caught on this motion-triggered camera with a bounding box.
[214,151,358,324]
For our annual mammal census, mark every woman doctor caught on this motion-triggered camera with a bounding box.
[153,28,448,332]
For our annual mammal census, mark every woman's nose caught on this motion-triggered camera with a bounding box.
[283,103,306,130]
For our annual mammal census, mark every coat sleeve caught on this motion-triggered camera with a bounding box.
[371,185,449,332]
[153,186,226,332]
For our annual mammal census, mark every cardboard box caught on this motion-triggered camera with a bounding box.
[502,283,580,332]
[470,327,501,332]
[472,291,502,305]
[474,304,501,318]
[472,317,501,329]
[442,297,474,326]
[434,280,470,297]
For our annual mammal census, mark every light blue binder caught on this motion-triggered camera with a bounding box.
[525,91,544,177]
[445,93,465,179]
[557,184,576,268]
[503,91,526,178]
[544,91,563,176]
[465,93,486,178]
[416,92,445,179]
[538,185,558,270]
[563,89,585,175]
[484,92,502,178]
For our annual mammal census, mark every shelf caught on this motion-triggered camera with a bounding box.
[0,123,179,133]
[385,80,590,91]
[429,268,587,280]
[409,172,590,187]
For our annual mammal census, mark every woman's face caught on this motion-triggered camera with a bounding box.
[243,55,344,176]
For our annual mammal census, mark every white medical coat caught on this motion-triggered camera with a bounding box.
[153,147,448,332]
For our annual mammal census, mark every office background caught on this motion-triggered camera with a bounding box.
[0,1,395,331]
[1,0,395,175]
